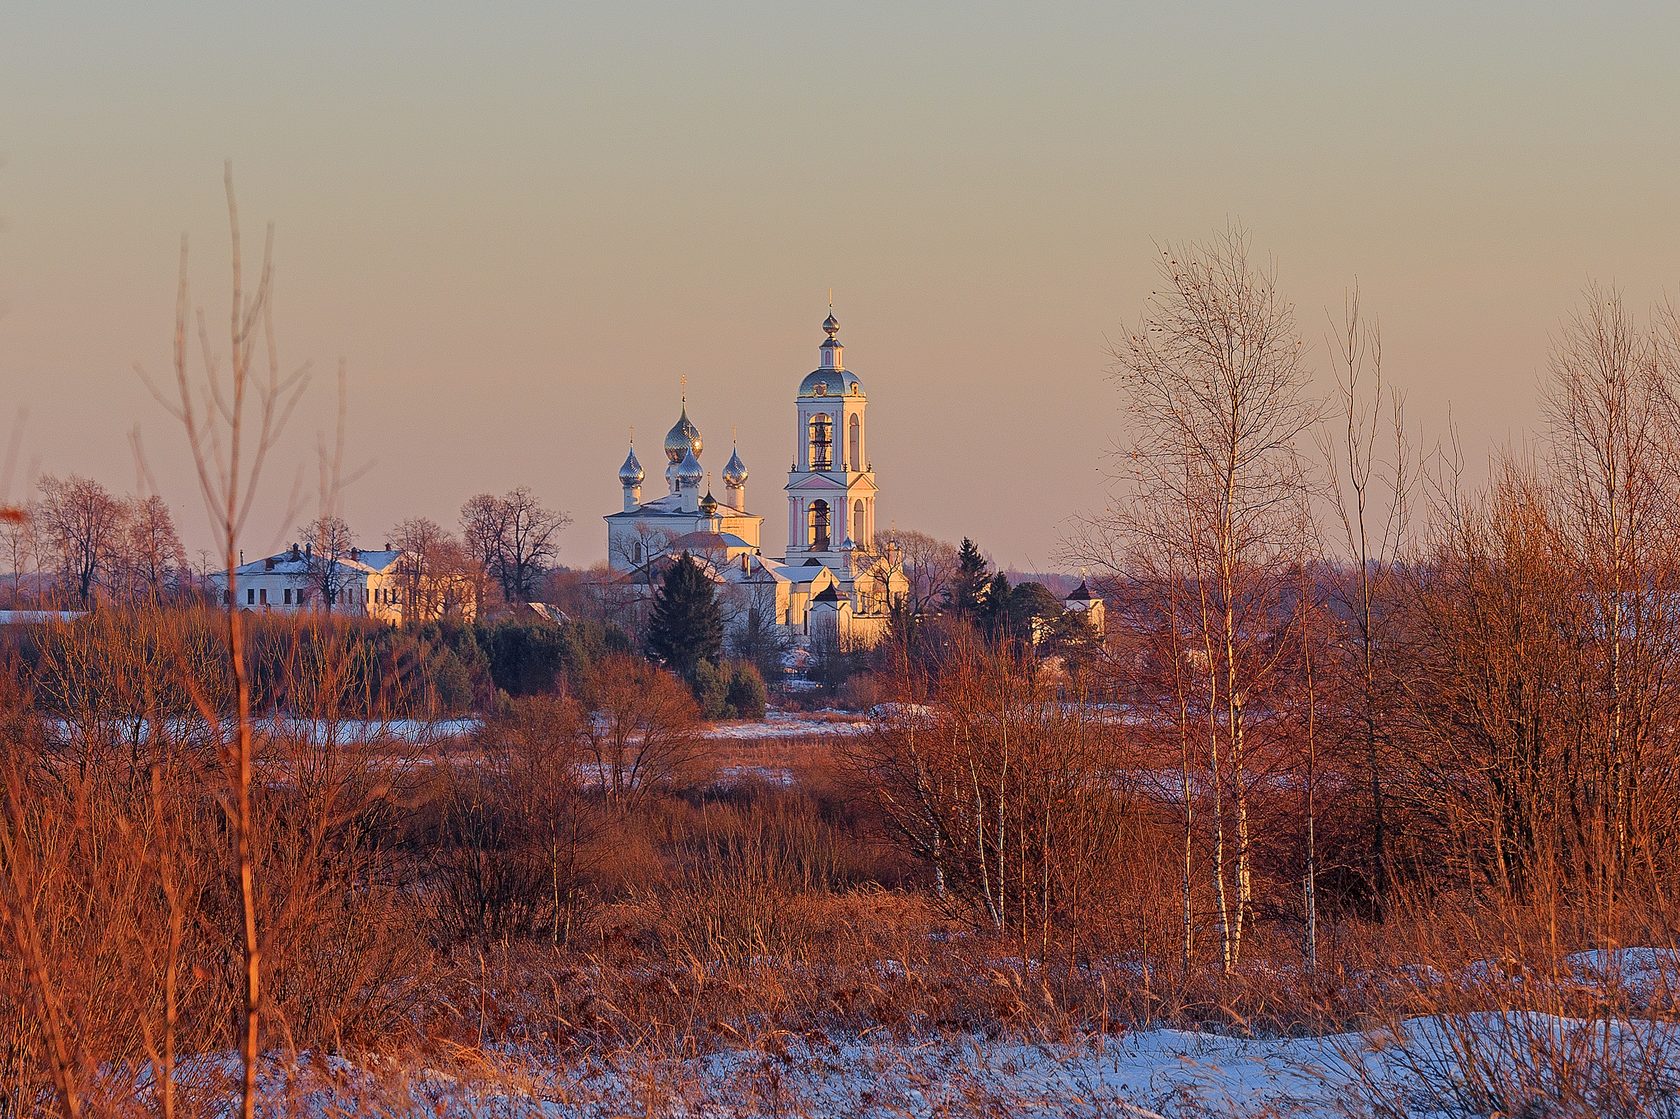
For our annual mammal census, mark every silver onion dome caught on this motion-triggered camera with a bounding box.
[618,445,645,486]
[664,407,702,464]
[675,447,703,484]
[722,445,748,486]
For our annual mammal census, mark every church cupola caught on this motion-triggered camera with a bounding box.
[820,313,842,369]
[675,447,703,512]
[618,443,645,511]
[664,400,702,493]
[664,407,702,463]
[722,444,748,508]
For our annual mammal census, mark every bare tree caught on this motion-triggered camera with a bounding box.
[1,507,39,607]
[300,514,356,612]
[1109,227,1316,972]
[140,165,311,1119]
[1543,285,1678,895]
[611,520,674,572]
[1318,291,1410,916]
[576,655,707,809]
[873,528,958,615]
[390,515,475,621]
[117,493,188,603]
[458,488,569,605]
[36,475,128,608]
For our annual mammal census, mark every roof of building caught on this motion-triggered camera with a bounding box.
[798,368,865,399]
[224,546,401,579]
[812,584,842,604]
[1066,581,1094,602]
[605,493,760,520]
[670,531,753,552]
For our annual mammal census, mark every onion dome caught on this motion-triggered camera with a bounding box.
[722,445,749,486]
[700,491,718,516]
[675,447,703,485]
[800,311,864,398]
[618,445,645,486]
[664,407,702,464]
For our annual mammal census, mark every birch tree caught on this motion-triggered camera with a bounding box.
[1109,227,1315,971]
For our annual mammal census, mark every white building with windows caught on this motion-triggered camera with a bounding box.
[211,544,414,623]
[605,310,907,648]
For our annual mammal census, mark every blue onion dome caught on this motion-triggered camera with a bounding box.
[664,407,702,464]
[722,445,749,486]
[618,445,645,486]
[676,447,703,484]
[798,367,864,398]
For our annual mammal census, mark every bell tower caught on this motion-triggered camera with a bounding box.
[785,309,877,569]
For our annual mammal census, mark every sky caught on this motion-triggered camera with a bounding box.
[2,2,1678,570]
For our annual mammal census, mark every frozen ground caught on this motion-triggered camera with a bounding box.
[155,961,1680,1117]
[702,708,870,741]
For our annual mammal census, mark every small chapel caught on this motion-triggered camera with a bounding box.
[604,310,908,649]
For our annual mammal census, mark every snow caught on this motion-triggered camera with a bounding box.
[118,950,1680,1116]
[135,1014,1680,1116]
[702,709,870,740]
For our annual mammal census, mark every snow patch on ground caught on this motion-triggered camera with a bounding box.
[142,987,1680,1117]
[703,709,870,740]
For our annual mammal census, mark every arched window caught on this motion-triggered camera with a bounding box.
[632,540,644,565]
[852,499,867,548]
[808,413,833,470]
[848,414,860,470]
[808,499,831,551]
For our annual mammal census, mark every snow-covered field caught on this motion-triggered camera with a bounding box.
[160,1002,1680,1117]
[128,947,1680,1117]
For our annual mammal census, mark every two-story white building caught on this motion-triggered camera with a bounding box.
[210,543,413,623]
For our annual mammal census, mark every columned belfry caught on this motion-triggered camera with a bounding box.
[784,311,876,566]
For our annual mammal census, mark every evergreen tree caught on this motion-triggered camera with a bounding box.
[645,553,724,680]
[945,537,990,617]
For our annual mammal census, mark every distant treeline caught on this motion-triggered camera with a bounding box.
[1,608,634,718]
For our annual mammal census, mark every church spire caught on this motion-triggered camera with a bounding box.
[820,303,843,371]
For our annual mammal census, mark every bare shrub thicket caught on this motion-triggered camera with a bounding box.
[0,604,432,1116]
[851,640,1155,963]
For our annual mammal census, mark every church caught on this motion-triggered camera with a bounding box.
[605,310,908,649]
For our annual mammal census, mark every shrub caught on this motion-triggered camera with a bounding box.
[725,662,767,720]
[692,659,730,719]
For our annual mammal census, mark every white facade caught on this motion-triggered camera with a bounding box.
[604,310,908,648]
[209,545,409,623]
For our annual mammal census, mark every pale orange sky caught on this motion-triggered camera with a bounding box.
[2,3,1678,569]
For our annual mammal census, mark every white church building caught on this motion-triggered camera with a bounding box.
[605,311,908,649]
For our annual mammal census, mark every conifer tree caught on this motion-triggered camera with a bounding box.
[645,553,724,680]
[945,537,989,617]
